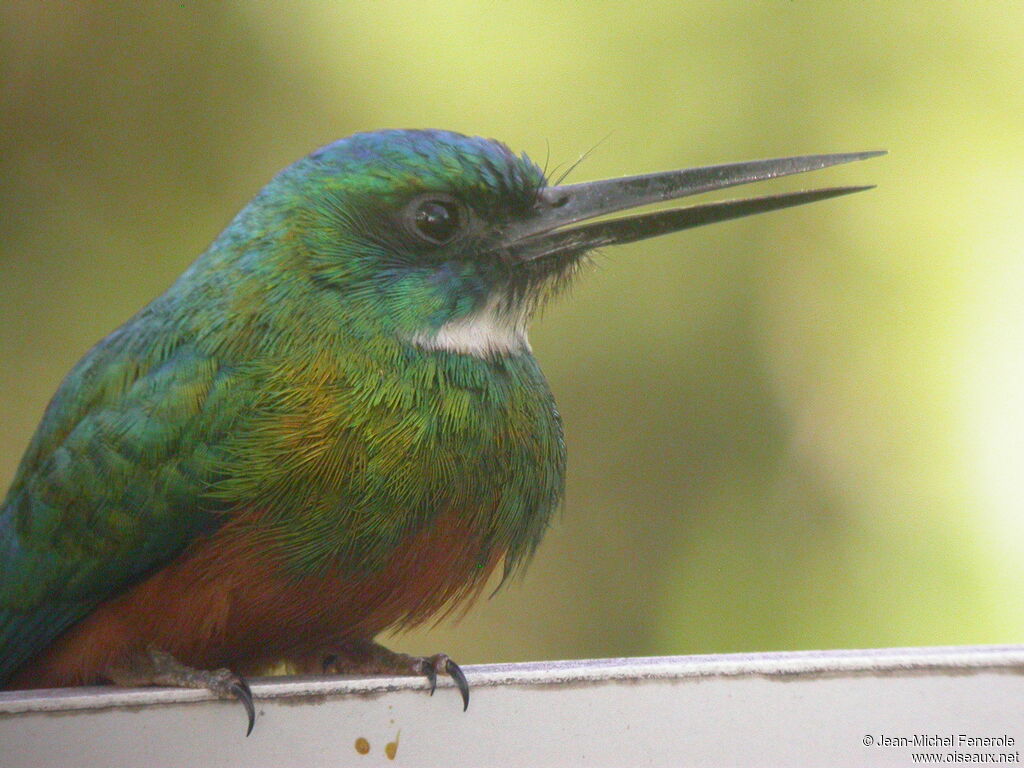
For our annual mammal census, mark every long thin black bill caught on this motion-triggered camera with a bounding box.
[518,151,886,240]
[513,186,874,262]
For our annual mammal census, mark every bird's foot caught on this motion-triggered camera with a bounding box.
[317,639,470,711]
[105,646,255,735]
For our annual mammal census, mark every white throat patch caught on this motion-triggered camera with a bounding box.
[407,297,530,358]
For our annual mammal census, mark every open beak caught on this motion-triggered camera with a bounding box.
[504,151,885,262]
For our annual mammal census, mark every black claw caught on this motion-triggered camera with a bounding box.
[423,661,438,696]
[445,659,470,712]
[230,679,256,737]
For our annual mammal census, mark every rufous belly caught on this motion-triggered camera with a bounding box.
[9,506,499,688]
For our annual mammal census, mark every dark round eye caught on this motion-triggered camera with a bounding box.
[412,198,462,244]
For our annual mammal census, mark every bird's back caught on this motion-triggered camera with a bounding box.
[0,304,239,684]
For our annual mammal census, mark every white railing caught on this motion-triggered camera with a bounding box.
[2,645,1022,767]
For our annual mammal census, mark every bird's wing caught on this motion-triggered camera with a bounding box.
[0,325,245,683]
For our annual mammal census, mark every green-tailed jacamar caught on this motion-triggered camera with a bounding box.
[0,129,881,734]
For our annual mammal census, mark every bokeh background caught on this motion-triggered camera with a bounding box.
[2,2,1022,664]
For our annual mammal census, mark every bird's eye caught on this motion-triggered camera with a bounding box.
[411,198,462,244]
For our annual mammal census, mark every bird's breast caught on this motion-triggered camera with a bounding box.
[214,348,566,580]
[8,348,566,687]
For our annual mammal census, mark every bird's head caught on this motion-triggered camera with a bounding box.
[217,129,880,358]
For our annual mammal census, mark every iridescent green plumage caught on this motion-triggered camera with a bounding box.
[1,131,566,684]
[0,130,879,697]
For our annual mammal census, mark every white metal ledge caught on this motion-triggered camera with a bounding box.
[2,645,1022,767]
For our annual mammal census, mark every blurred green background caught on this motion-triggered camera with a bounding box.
[1,2,1022,664]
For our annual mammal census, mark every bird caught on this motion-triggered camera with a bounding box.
[0,129,882,734]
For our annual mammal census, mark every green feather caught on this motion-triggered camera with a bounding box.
[1,130,566,683]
